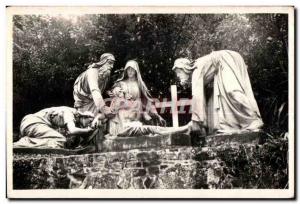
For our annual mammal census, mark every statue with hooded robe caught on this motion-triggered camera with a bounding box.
[172,50,263,135]
[107,60,191,137]
[73,53,115,118]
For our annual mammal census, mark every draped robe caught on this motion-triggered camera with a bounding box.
[107,60,187,137]
[191,50,263,134]
[14,107,78,148]
[73,67,109,115]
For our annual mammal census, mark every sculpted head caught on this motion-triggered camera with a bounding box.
[116,59,153,101]
[172,58,193,87]
[94,53,115,77]
[75,111,95,127]
[124,60,138,80]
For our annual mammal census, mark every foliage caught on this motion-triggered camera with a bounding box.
[13,14,288,132]
[194,133,289,189]
[190,129,289,189]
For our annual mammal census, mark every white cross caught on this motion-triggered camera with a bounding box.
[154,85,192,127]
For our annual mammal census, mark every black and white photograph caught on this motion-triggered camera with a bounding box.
[6,6,295,199]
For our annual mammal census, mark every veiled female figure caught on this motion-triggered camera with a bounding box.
[107,60,189,137]
[108,60,164,136]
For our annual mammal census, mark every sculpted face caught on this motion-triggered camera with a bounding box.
[79,116,94,128]
[102,59,115,76]
[77,111,95,127]
[126,67,136,79]
[174,68,191,87]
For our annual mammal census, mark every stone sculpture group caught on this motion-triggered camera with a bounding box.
[14,50,263,150]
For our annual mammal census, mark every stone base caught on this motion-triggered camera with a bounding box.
[13,145,96,155]
[205,130,265,147]
[101,133,192,152]
[13,131,264,155]
[13,147,198,189]
[13,131,282,190]
[13,133,192,155]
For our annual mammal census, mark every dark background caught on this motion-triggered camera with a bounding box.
[12,14,288,138]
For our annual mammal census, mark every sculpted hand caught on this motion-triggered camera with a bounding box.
[143,113,152,122]
[156,115,166,127]
[100,106,115,119]
[91,113,107,128]
[91,118,100,129]
[86,126,94,133]
[160,117,166,127]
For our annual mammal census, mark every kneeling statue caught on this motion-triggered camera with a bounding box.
[14,106,97,149]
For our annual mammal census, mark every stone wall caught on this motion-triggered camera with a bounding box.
[13,132,288,189]
[14,147,200,189]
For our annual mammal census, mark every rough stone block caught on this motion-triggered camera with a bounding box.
[101,133,191,152]
[123,161,136,168]
[111,162,123,169]
[194,151,210,161]
[160,164,168,169]
[142,161,150,167]
[94,154,106,162]
[148,166,160,175]
[149,160,161,166]
[205,131,265,147]
[133,169,147,177]
[136,152,151,161]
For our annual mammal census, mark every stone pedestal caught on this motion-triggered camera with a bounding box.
[13,131,268,189]
[13,131,263,155]
[205,130,265,147]
[13,147,198,189]
[101,133,191,152]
